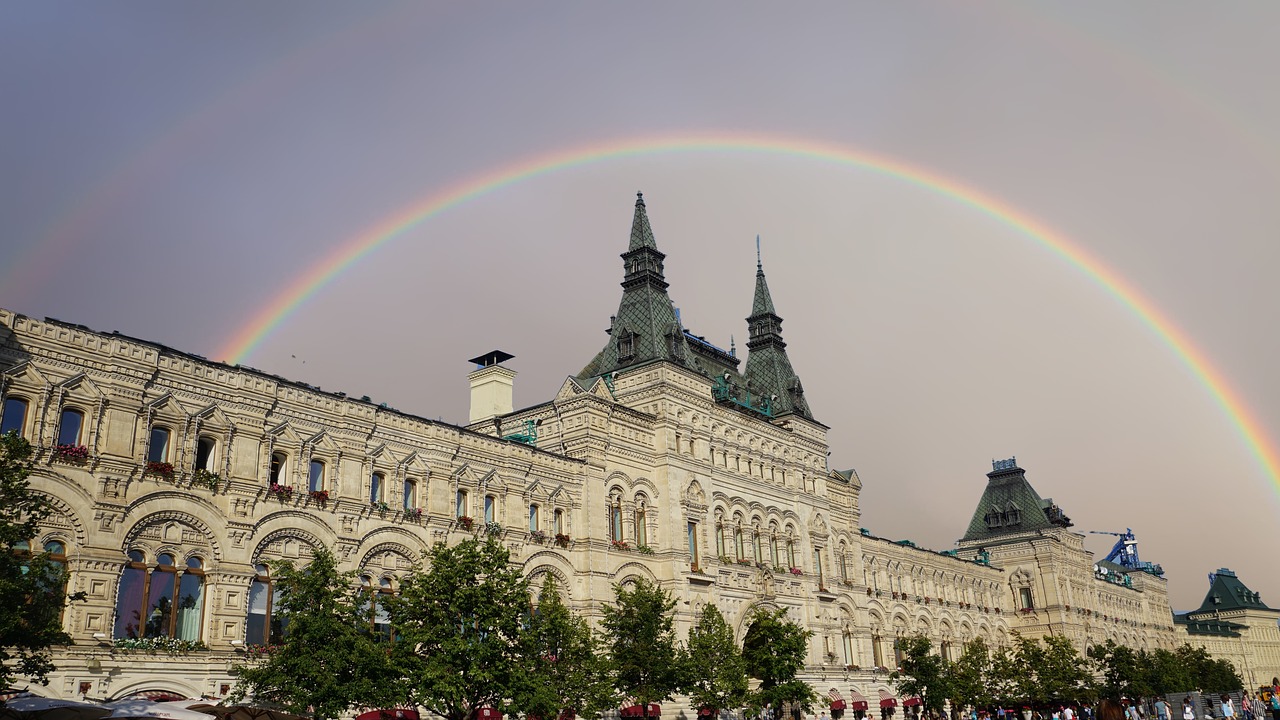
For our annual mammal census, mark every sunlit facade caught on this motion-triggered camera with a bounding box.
[2,195,1274,706]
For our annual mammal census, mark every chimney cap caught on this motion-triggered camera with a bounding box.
[468,350,514,368]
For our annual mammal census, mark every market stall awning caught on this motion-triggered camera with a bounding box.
[828,689,846,711]
[620,705,661,718]
[355,710,420,720]
[697,710,716,718]
[878,690,898,709]
[902,698,921,708]
[848,691,869,712]
[474,709,502,720]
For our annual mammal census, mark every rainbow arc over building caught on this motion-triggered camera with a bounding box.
[213,133,1280,492]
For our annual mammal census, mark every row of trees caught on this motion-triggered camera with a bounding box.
[894,634,1244,713]
[233,536,819,720]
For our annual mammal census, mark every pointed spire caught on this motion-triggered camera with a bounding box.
[752,236,776,316]
[629,191,657,251]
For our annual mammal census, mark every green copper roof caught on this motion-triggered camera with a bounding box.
[628,192,657,251]
[1187,568,1271,615]
[960,458,1073,542]
[742,257,812,420]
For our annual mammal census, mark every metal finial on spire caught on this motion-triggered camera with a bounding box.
[756,234,762,269]
[636,191,645,205]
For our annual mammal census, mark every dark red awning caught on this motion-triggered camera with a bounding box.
[849,691,869,712]
[878,690,898,709]
[902,698,921,708]
[474,708,502,720]
[356,711,421,720]
[620,705,662,717]
[831,701,847,711]
[698,710,717,718]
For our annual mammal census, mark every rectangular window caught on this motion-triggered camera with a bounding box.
[529,504,539,532]
[270,452,286,485]
[148,427,170,463]
[308,460,324,493]
[1,397,28,436]
[484,495,495,523]
[403,480,416,509]
[456,490,467,518]
[1019,587,1034,610]
[553,509,563,535]
[687,522,698,569]
[814,549,824,586]
[843,634,854,665]
[370,473,383,503]
[872,635,884,668]
[57,409,84,445]
[635,509,647,546]
[715,526,725,557]
[195,436,216,471]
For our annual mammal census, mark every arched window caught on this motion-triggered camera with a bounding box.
[1,397,29,436]
[57,408,84,446]
[609,497,623,542]
[753,531,762,562]
[147,427,170,463]
[529,504,540,532]
[13,539,68,623]
[195,436,216,472]
[361,575,395,642]
[715,524,725,558]
[770,535,780,568]
[246,563,286,645]
[403,479,417,510]
[269,452,287,486]
[634,503,647,546]
[734,526,744,560]
[787,538,796,569]
[370,472,384,504]
[483,495,496,524]
[308,461,325,493]
[113,551,205,641]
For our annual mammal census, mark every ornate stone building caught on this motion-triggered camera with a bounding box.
[1,194,1273,707]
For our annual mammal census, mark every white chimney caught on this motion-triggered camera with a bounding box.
[467,351,516,424]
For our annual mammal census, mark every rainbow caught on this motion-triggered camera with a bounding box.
[214,133,1280,489]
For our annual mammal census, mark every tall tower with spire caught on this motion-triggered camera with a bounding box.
[578,193,697,379]
[742,239,814,420]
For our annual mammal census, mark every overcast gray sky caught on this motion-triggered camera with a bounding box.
[3,2,1278,610]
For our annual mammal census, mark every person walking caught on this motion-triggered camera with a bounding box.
[1154,698,1170,720]
[1183,699,1196,720]
[1222,695,1236,720]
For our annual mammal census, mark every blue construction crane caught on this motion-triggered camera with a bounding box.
[1088,528,1165,576]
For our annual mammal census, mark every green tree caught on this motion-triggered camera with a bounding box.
[1173,644,1242,693]
[231,546,399,720]
[685,604,748,714]
[891,634,950,713]
[1144,648,1192,696]
[0,432,76,689]
[946,638,994,711]
[1035,635,1090,702]
[516,575,616,720]
[387,537,531,720]
[986,642,1023,707]
[600,578,685,720]
[740,607,816,719]
[1088,640,1146,700]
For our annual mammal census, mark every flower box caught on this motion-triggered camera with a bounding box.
[866,588,873,596]
[371,500,391,513]
[485,522,504,537]
[268,483,294,501]
[192,468,221,490]
[529,529,548,543]
[144,461,176,481]
[719,555,735,564]
[457,516,474,530]
[637,544,655,555]
[405,507,423,521]
[112,636,207,654]
[845,664,860,671]
[53,444,90,462]
[737,558,753,566]
[554,533,571,548]
[611,540,631,551]
[308,489,330,503]
[788,567,803,576]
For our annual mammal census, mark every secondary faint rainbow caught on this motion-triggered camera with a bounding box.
[215,133,1280,489]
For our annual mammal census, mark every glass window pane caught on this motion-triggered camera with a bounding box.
[114,565,148,639]
[529,505,538,532]
[308,461,324,493]
[1,398,28,435]
[147,427,169,463]
[246,580,269,645]
[456,491,466,517]
[484,496,494,523]
[553,509,563,535]
[157,553,175,566]
[403,480,415,509]
[370,473,382,503]
[196,437,215,471]
[44,540,66,555]
[145,568,177,637]
[57,409,83,445]
[175,573,204,641]
[270,453,286,484]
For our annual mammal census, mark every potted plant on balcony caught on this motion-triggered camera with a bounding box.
[788,567,803,576]
[308,489,330,505]
[52,443,89,463]
[529,529,547,543]
[405,507,423,521]
[636,544,655,555]
[144,461,176,482]
[268,483,294,501]
[554,532,570,548]
[192,468,221,491]
[485,521,504,537]
[456,515,474,531]
[610,539,630,551]
[371,500,391,514]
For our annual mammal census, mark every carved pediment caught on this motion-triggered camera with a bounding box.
[59,372,106,399]
[3,360,50,387]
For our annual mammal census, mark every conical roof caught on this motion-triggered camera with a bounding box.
[960,458,1071,542]
[628,192,657,251]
